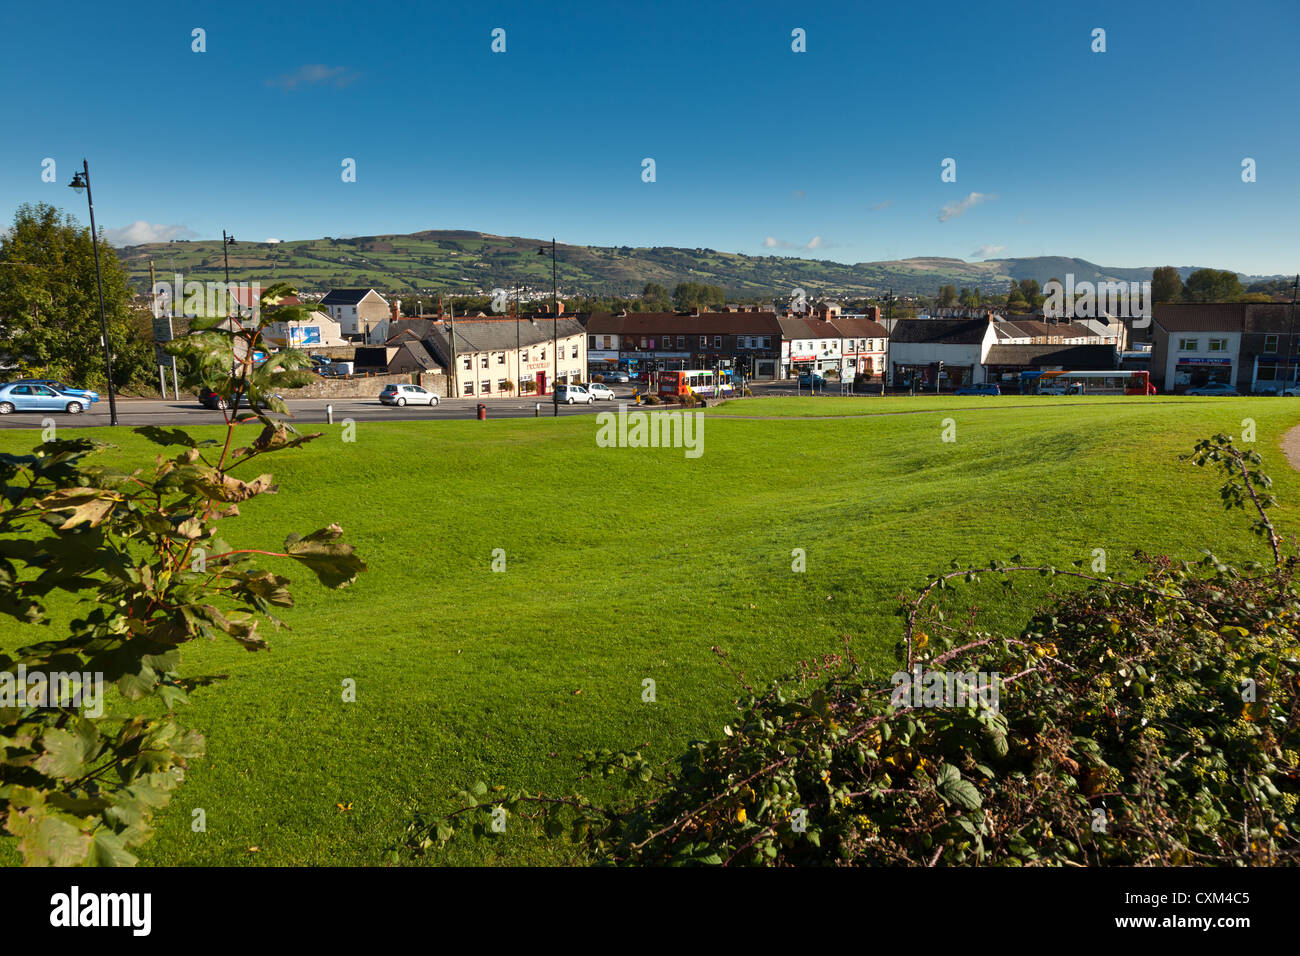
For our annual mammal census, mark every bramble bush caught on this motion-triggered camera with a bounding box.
[402,434,1298,865]
[0,284,366,865]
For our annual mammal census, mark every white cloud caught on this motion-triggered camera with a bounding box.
[938,192,992,223]
[871,200,893,211]
[103,221,198,246]
[970,244,1006,259]
[763,235,830,251]
[268,64,359,90]
[266,238,282,244]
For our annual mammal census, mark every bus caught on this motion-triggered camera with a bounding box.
[1019,370,1153,395]
[657,368,735,401]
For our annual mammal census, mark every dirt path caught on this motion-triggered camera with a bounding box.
[1281,424,1300,471]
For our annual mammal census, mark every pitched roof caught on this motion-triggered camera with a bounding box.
[995,319,1110,339]
[983,344,1118,367]
[320,288,384,306]
[828,317,889,339]
[891,317,991,345]
[775,317,842,339]
[397,339,440,371]
[1152,302,1297,334]
[421,317,586,359]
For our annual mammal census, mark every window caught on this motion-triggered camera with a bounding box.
[640,337,648,348]
[481,380,491,393]
[1208,338,1228,352]
[603,335,613,349]
[714,336,722,348]
[540,349,546,360]
[498,353,506,365]
[463,381,474,395]
[1266,335,1280,352]
[462,357,472,370]
[1178,338,1199,352]
[677,336,685,348]
[480,356,489,368]
[497,378,508,390]
[588,336,596,348]
[700,336,708,347]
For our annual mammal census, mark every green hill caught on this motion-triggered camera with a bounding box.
[115,229,1235,302]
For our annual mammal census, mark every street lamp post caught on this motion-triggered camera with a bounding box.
[222,231,237,318]
[539,239,559,416]
[68,160,118,426]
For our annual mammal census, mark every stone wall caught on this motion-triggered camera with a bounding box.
[282,371,447,399]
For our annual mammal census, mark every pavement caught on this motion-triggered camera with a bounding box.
[0,380,859,430]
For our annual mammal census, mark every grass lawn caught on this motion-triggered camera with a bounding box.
[2,395,1299,866]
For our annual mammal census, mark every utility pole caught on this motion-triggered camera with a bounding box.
[447,298,458,399]
[1287,274,1299,395]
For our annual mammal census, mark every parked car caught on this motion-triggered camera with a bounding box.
[587,382,617,401]
[602,370,631,383]
[320,361,354,377]
[0,382,90,415]
[955,383,1001,396]
[379,383,440,406]
[12,379,100,404]
[308,354,332,366]
[1185,383,1240,396]
[798,372,826,387]
[557,384,594,405]
[197,385,284,411]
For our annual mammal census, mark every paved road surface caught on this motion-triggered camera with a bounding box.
[0,393,652,429]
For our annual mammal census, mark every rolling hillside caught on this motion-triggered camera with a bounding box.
[115,229,1242,302]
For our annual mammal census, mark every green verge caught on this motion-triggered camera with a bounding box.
[1,396,1298,865]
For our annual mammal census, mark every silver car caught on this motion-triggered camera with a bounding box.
[380,383,440,406]
[587,382,617,401]
[557,384,594,405]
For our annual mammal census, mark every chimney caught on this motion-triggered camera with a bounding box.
[691,305,702,317]
[391,299,401,321]
[436,296,444,319]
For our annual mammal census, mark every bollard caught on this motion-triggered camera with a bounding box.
[326,404,334,425]
[477,403,487,420]
[535,403,541,417]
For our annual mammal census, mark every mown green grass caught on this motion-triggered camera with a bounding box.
[2,396,1299,866]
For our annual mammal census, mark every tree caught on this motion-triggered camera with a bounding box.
[1151,266,1183,303]
[0,284,366,865]
[1017,278,1042,308]
[671,281,725,311]
[937,285,958,308]
[1184,268,1244,303]
[0,203,153,389]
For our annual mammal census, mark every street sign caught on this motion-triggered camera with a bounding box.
[152,315,175,368]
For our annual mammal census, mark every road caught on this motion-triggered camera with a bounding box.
[0,381,840,430]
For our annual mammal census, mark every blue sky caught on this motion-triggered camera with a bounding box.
[1,0,1296,274]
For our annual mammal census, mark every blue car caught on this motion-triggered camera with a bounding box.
[955,383,1001,396]
[13,379,100,404]
[798,372,826,387]
[0,382,92,415]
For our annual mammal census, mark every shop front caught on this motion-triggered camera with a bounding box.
[1251,355,1299,394]
[1172,356,1233,392]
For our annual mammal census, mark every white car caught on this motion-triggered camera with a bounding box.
[557,384,594,405]
[380,383,440,406]
[587,382,617,401]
